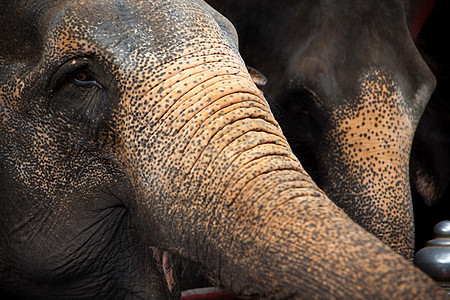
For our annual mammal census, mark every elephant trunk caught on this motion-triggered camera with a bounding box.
[317,69,433,260]
[114,48,444,298]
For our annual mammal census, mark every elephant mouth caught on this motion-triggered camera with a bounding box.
[181,287,235,299]
[151,247,177,293]
[151,247,237,299]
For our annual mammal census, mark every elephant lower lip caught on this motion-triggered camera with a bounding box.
[181,287,237,299]
[150,247,176,293]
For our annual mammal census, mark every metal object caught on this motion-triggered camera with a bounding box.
[415,221,450,293]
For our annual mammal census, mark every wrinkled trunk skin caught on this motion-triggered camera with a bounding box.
[116,49,445,298]
[110,30,445,299]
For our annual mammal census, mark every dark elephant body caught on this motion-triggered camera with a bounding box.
[206,0,438,259]
[0,0,447,299]
[410,0,450,250]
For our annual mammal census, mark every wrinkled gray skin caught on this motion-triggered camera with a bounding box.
[0,0,447,299]
[206,0,437,260]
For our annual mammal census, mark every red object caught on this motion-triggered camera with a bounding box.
[181,287,238,300]
[410,0,438,41]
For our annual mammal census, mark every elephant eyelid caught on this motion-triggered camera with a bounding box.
[50,58,102,92]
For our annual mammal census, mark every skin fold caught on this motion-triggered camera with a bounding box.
[0,0,447,299]
[206,0,437,260]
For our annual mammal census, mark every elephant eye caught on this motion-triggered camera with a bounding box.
[277,88,325,143]
[48,59,113,136]
[71,70,102,89]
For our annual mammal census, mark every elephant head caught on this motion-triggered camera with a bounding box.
[206,0,437,260]
[0,0,446,298]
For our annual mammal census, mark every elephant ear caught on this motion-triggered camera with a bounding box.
[247,66,267,87]
[410,93,450,206]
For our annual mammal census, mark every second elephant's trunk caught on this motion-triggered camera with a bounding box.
[318,69,420,259]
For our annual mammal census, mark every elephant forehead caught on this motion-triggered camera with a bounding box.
[41,0,234,66]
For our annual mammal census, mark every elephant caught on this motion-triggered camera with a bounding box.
[409,0,450,250]
[0,0,447,299]
[205,0,438,260]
